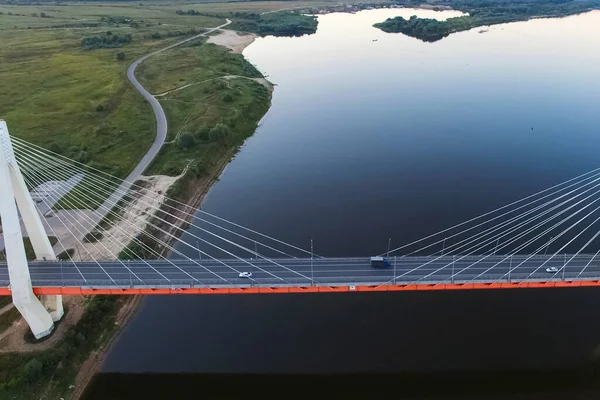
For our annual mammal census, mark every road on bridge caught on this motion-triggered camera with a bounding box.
[2,255,600,291]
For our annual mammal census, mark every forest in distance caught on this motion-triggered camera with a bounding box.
[374,0,600,41]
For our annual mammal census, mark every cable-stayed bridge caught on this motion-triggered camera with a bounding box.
[4,255,600,296]
[4,119,600,337]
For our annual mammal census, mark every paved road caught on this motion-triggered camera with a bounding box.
[53,19,232,252]
[0,20,233,254]
[3,255,600,289]
[97,18,233,224]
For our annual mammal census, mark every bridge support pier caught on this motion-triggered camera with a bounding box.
[0,120,62,338]
[41,295,64,322]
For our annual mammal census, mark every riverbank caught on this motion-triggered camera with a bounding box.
[0,26,271,399]
[71,29,269,399]
[90,8,600,386]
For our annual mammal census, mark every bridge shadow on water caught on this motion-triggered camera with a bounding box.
[82,369,600,400]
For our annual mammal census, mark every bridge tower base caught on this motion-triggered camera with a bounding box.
[0,120,62,339]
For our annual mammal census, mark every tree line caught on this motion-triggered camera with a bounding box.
[81,32,132,50]
[375,0,600,42]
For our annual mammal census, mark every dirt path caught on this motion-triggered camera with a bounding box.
[76,174,182,261]
[155,74,273,98]
[0,302,14,317]
[155,29,272,98]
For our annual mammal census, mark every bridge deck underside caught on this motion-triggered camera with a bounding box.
[2,255,600,294]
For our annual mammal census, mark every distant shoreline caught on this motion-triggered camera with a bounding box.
[373,2,600,42]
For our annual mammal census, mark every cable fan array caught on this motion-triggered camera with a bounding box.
[2,135,600,289]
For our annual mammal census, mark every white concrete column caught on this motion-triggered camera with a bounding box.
[0,120,55,338]
[41,294,64,322]
[11,160,55,261]
[5,125,64,322]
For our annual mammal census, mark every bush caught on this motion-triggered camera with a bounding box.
[81,33,132,50]
[57,249,75,260]
[215,80,228,90]
[48,142,62,154]
[74,150,89,163]
[177,133,195,149]
[191,161,207,177]
[116,51,125,61]
[208,124,232,142]
[75,332,86,346]
[96,104,104,112]
[23,359,43,382]
[194,126,211,140]
[83,231,103,243]
[222,92,234,102]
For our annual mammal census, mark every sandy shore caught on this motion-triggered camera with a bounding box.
[207,29,257,53]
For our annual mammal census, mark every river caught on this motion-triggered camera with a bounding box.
[95,6,600,386]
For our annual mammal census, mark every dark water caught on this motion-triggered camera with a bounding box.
[98,8,600,381]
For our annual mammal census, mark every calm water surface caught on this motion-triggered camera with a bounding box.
[102,9,600,374]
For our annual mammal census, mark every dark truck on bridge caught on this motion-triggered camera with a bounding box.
[370,256,391,268]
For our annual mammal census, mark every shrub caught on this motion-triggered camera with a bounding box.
[83,231,103,243]
[177,133,195,149]
[75,332,86,346]
[222,92,234,102]
[74,150,89,163]
[194,126,211,140]
[48,142,62,154]
[96,104,104,112]
[23,359,43,382]
[57,249,75,260]
[191,161,207,177]
[81,33,132,50]
[208,123,231,142]
[116,51,125,61]
[215,80,228,90]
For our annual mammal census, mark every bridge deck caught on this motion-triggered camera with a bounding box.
[2,255,600,295]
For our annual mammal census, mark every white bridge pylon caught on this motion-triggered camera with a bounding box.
[0,120,63,339]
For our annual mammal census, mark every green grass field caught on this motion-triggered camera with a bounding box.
[0,0,324,210]
[136,39,270,176]
[0,4,226,180]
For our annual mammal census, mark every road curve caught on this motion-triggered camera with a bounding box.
[124,18,232,183]
[0,20,233,254]
[37,19,234,253]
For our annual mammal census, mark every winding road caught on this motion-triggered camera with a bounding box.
[123,18,232,185]
[0,20,233,254]
[34,19,233,254]
[90,18,233,223]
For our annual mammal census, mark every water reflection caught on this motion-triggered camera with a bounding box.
[102,9,600,375]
